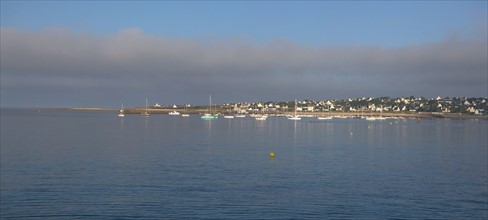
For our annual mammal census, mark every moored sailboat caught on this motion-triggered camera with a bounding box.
[141,98,150,117]
[288,99,301,120]
[201,95,218,119]
[181,105,190,117]
[118,103,125,117]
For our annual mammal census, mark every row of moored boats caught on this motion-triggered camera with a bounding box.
[117,97,396,121]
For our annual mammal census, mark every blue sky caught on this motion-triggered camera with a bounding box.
[2,1,485,46]
[1,1,487,107]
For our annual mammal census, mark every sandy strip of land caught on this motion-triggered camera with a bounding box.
[57,107,487,120]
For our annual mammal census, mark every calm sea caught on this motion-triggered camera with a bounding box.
[1,109,487,219]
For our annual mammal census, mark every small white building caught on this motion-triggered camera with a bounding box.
[475,109,485,115]
[305,106,315,112]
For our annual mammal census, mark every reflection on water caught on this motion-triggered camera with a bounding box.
[144,116,149,129]
[1,109,487,219]
[203,119,213,145]
[119,117,124,129]
[293,120,298,145]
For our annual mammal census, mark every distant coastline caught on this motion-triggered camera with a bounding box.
[53,107,487,120]
[4,95,487,120]
[57,107,115,111]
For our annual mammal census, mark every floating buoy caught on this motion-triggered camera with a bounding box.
[270,152,275,158]
[350,132,353,136]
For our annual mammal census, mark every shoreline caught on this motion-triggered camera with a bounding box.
[49,107,487,120]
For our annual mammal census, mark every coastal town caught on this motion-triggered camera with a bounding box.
[115,96,488,119]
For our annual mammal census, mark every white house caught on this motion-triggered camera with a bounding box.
[475,109,485,115]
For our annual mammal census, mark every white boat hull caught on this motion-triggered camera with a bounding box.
[255,116,267,120]
[317,117,332,120]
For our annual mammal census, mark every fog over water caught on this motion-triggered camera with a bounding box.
[1,28,487,107]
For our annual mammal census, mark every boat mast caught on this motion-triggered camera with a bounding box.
[295,99,297,117]
[145,98,148,114]
[209,95,212,115]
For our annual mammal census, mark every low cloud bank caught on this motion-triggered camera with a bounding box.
[1,28,486,107]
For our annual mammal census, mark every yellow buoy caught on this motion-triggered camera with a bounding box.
[270,152,275,158]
